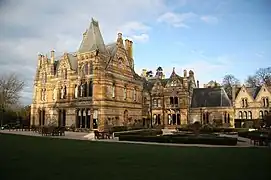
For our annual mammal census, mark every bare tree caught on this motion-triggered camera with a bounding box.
[221,74,240,98]
[0,73,24,107]
[245,67,271,87]
[245,75,260,87]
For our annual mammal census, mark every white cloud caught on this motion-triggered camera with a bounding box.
[157,12,197,28]
[131,34,150,43]
[119,21,151,42]
[200,15,218,24]
[0,0,170,104]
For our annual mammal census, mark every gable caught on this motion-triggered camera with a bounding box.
[255,85,271,101]
[235,86,254,102]
[152,79,163,91]
[166,78,182,87]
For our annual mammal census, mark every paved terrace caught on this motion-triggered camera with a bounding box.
[0,129,258,148]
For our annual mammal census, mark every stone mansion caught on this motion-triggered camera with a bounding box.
[30,18,271,130]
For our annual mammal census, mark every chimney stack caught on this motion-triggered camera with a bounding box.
[183,69,187,78]
[125,39,133,59]
[197,80,199,88]
[50,50,55,63]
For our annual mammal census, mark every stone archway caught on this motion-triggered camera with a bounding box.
[124,110,128,125]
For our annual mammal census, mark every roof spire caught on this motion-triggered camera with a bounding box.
[78,18,107,54]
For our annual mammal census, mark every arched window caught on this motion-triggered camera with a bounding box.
[158,99,161,107]
[259,111,263,119]
[264,110,269,116]
[44,72,47,83]
[112,84,115,98]
[174,97,178,105]
[64,69,67,79]
[239,111,243,119]
[244,111,247,119]
[248,111,252,119]
[89,63,93,74]
[84,63,89,75]
[133,88,136,101]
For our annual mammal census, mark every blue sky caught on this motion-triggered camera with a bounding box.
[0,0,270,105]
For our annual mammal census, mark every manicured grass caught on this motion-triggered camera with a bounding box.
[0,134,270,180]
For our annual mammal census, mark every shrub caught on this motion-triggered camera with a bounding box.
[114,129,162,137]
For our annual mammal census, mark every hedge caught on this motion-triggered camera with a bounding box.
[119,135,238,146]
[177,127,249,133]
[114,129,163,137]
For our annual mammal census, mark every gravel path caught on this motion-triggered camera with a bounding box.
[0,130,258,148]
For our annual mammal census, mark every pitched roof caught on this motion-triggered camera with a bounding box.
[78,18,107,54]
[54,52,78,71]
[191,87,232,108]
[246,86,261,99]
[235,86,262,99]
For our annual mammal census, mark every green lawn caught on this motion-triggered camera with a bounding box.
[1,134,270,180]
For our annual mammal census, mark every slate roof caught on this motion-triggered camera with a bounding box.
[191,87,232,108]
[78,18,107,54]
[54,52,78,72]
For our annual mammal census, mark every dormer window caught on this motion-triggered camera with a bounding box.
[262,97,269,107]
[241,98,248,108]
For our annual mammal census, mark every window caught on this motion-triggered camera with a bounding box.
[89,63,93,74]
[245,98,248,107]
[244,111,247,119]
[74,85,78,98]
[170,97,174,104]
[124,86,127,100]
[262,97,269,107]
[242,98,248,107]
[64,69,67,79]
[153,99,157,107]
[84,64,88,75]
[248,111,252,119]
[158,99,161,107]
[88,81,93,97]
[264,110,269,116]
[262,98,266,107]
[153,114,157,125]
[133,88,136,101]
[239,111,243,119]
[112,84,115,98]
[259,111,263,119]
[174,97,178,105]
